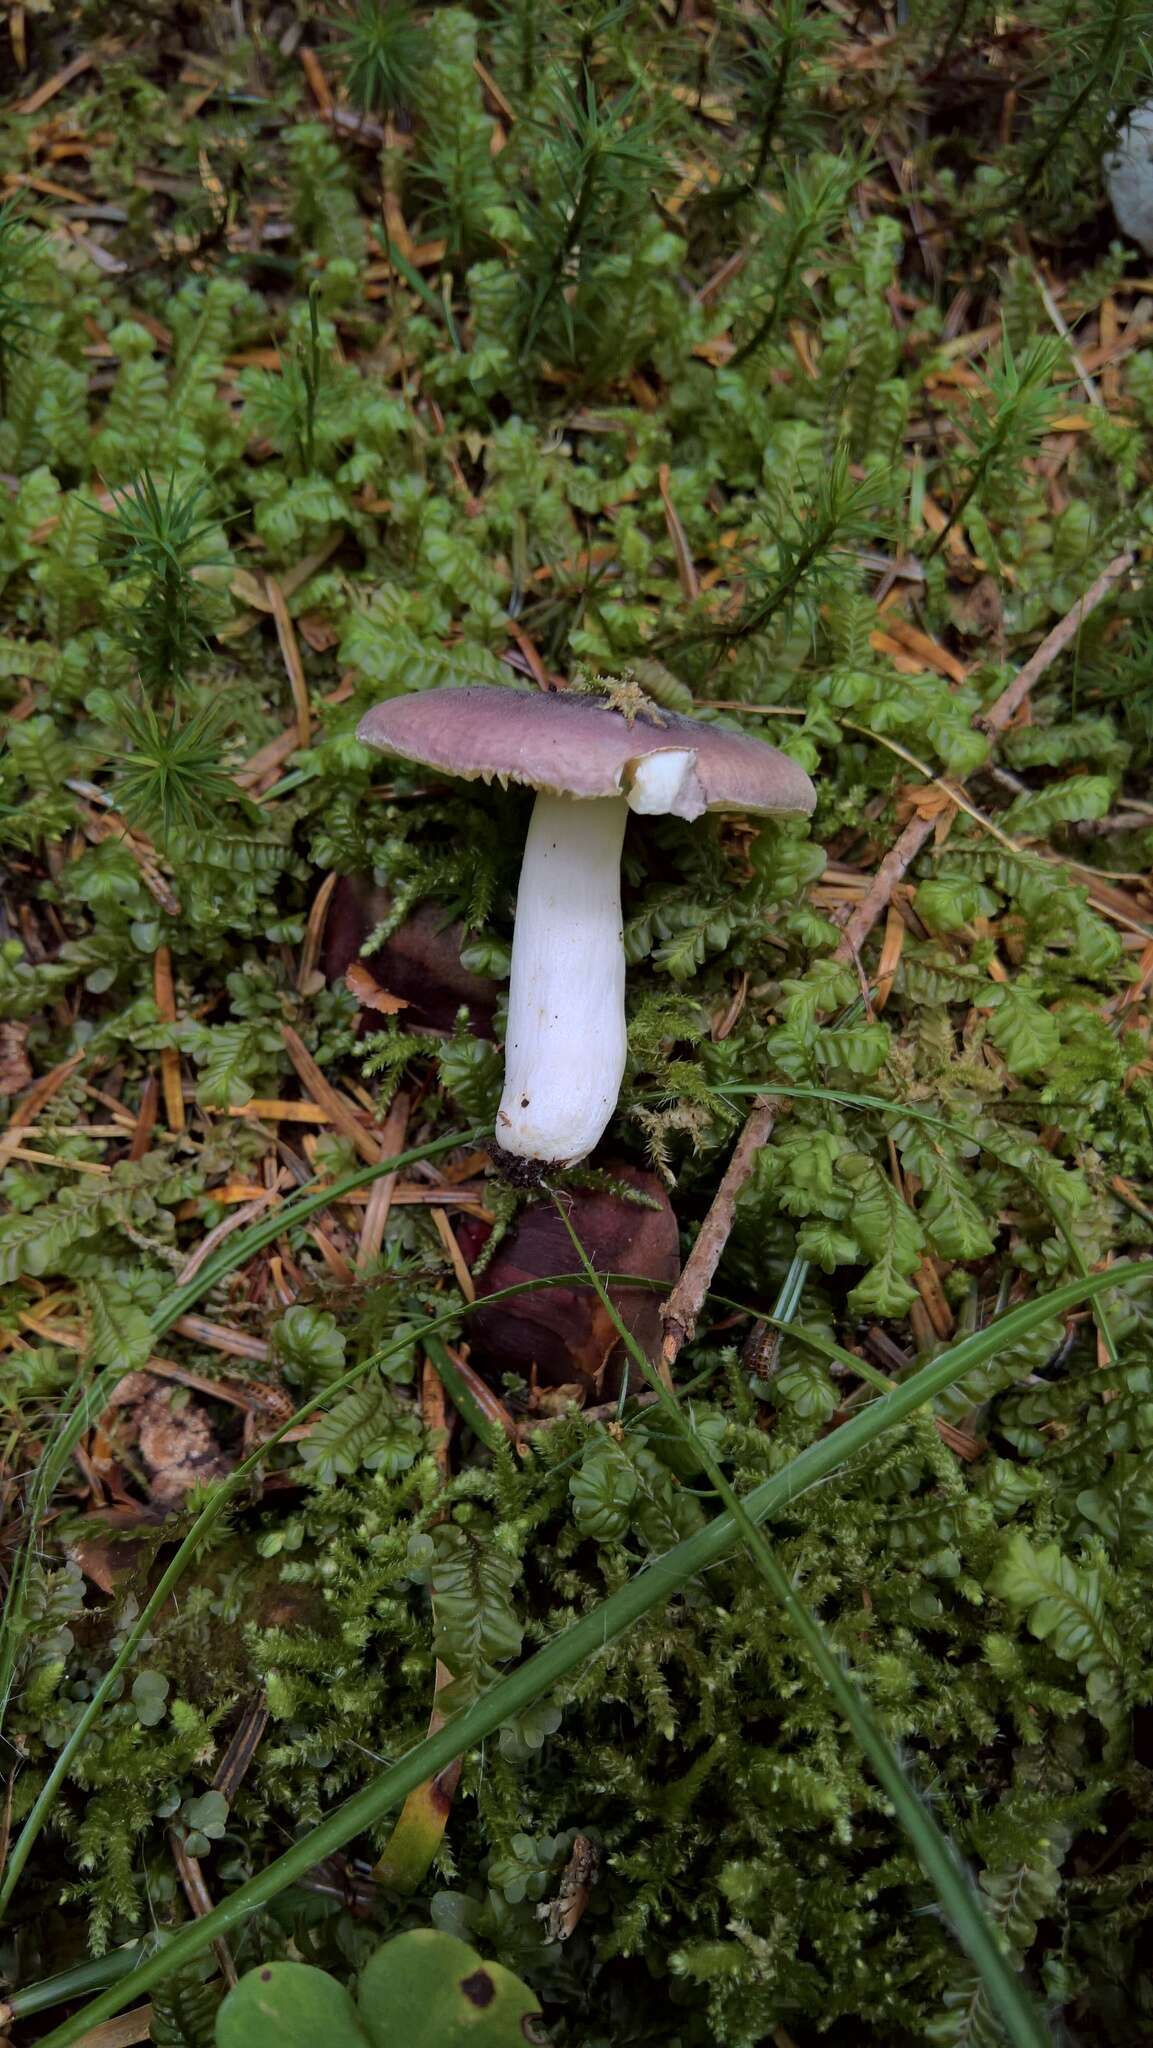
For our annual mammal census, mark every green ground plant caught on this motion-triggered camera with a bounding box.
[1,2,1153,2044]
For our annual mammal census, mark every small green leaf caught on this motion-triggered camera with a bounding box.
[296,1379,422,1484]
[914,877,1000,934]
[216,1960,367,2048]
[795,1217,861,1273]
[131,1670,169,1727]
[358,1929,543,2047]
[339,615,507,695]
[841,1155,923,1316]
[431,1526,523,1688]
[272,1304,347,1387]
[814,1020,890,1076]
[86,1282,153,1374]
[774,1356,838,1421]
[184,1790,229,1843]
[570,1438,638,1541]
[1002,773,1113,836]
[985,986,1061,1076]
[991,1532,1121,1679]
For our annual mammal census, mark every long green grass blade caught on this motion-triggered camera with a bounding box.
[1,1936,166,2022]
[36,1257,1149,2046]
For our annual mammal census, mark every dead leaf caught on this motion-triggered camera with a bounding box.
[0,1022,32,1096]
[460,1166,680,1395]
[71,1506,163,1594]
[326,882,499,1033]
[345,961,410,1014]
[949,573,1004,642]
[538,1834,600,1942]
[107,1373,230,1506]
[296,612,339,653]
[897,781,958,824]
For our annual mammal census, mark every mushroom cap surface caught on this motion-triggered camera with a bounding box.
[358,685,816,821]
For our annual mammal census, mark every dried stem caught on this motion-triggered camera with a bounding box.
[660,1096,777,1375]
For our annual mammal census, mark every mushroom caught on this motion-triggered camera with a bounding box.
[1104,101,1153,257]
[357,685,816,1166]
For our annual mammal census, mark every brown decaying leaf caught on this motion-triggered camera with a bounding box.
[0,1023,32,1096]
[460,1166,680,1395]
[538,1833,600,1943]
[325,878,500,1034]
[344,961,409,1014]
[108,1372,230,1506]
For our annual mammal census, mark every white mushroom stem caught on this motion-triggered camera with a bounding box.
[498,792,628,1165]
[497,752,701,1166]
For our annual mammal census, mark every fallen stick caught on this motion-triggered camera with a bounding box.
[978,550,1134,738]
[660,1097,776,1373]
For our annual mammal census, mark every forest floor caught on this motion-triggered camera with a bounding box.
[1,3,1153,2045]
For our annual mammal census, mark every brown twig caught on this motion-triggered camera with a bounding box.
[139,1358,291,1419]
[167,1828,237,1987]
[153,945,185,1133]
[297,870,338,995]
[172,1315,270,1361]
[265,574,311,749]
[357,1091,410,1272]
[127,1073,159,1163]
[834,811,936,964]
[431,1205,477,1300]
[299,46,334,115]
[175,1191,280,1286]
[0,1050,86,1174]
[213,1692,270,1803]
[660,1096,776,1378]
[70,2006,153,2047]
[978,550,1133,737]
[13,46,101,114]
[281,1024,384,1165]
[834,550,1134,964]
[2,1145,111,1177]
[658,462,700,602]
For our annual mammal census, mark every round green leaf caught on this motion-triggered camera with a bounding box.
[184,1790,229,1840]
[131,1670,169,1727]
[358,1930,543,2046]
[216,1961,368,2048]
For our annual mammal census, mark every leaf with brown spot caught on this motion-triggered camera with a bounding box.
[218,1931,542,2047]
[357,1930,542,2045]
[459,1968,495,2008]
